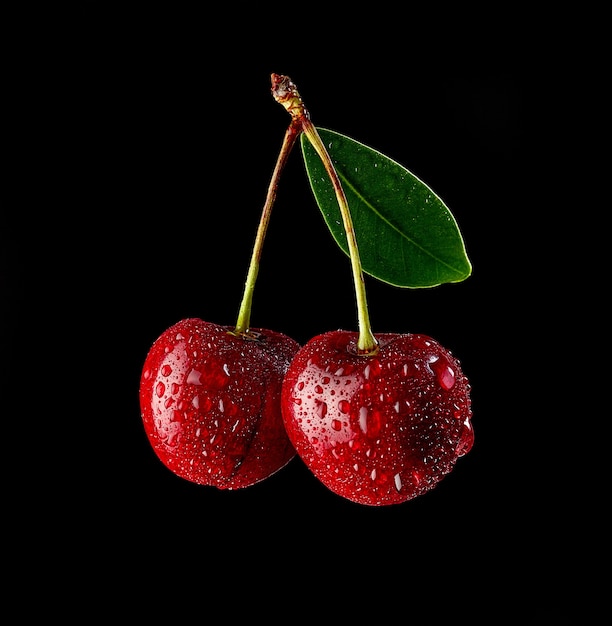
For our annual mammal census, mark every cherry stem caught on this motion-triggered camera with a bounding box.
[233,120,300,336]
[271,73,378,355]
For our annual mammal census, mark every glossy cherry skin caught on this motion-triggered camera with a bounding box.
[140,318,300,489]
[281,330,474,506]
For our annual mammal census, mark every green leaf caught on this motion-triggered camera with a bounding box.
[300,127,472,288]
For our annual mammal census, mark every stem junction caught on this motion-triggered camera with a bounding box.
[233,73,378,356]
[270,73,378,355]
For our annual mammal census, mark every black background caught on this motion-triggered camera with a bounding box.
[4,4,592,623]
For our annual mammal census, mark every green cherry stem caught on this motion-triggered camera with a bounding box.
[271,73,378,355]
[233,118,301,337]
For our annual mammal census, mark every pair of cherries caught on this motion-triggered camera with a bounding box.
[139,317,474,506]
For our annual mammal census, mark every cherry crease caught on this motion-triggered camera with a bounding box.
[140,318,300,489]
[281,330,474,506]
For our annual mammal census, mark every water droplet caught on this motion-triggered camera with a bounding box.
[394,473,402,491]
[192,395,200,409]
[359,407,368,433]
[223,363,230,376]
[338,399,350,413]
[429,355,456,389]
[155,381,165,398]
[332,419,342,431]
[370,359,382,377]
[187,369,202,385]
[161,364,172,376]
[456,418,474,456]
[316,401,327,418]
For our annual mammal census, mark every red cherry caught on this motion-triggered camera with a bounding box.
[140,318,300,489]
[281,330,474,506]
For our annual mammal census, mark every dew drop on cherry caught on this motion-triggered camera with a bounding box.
[428,355,456,390]
[456,418,474,456]
[359,407,368,433]
[187,369,202,385]
[164,396,174,409]
[338,399,350,413]
[394,473,402,491]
